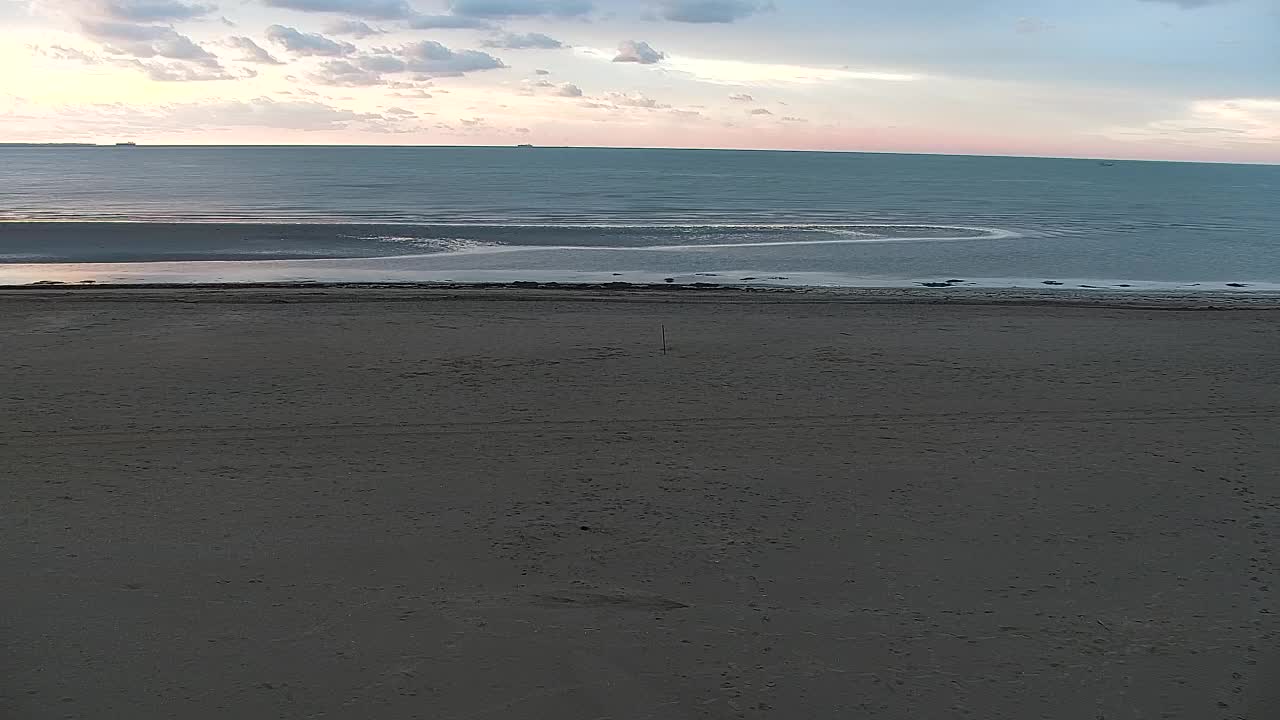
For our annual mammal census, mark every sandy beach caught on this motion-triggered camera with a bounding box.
[3,286,1277,719]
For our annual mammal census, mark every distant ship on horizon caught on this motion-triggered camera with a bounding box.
[115,141,138,147]
[517,143,534,148]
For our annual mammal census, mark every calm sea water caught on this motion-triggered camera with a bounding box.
[1,146,1277,288]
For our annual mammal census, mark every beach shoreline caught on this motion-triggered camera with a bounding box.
[4,292,1278,718]
[4,281,1280,309]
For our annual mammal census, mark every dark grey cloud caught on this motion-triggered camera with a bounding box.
[226,36,283,64]
[482,32,563,49]
[534,68,550,74]
[98,0,216,21]
[266,24,356,56]
[612,39,663,64]
[659,0,766,23]
[355,54,405,72]
[260,0,414,19]
[448,0,592,18]
[398,40,505,73]
[405,14,493,28]
[324,19,384,36]
[79,19,222,65]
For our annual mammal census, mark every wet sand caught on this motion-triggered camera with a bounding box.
[2,287,1278,719]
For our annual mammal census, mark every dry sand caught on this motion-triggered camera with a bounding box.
[2,287,1278,719]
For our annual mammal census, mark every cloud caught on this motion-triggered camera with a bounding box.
[225,36,284,64]
[658,0,766,23]
[727,92,752,102]
[260,0,414,19]
[32,45,100,62]
[612,40,663,64]
[384,105,415,115]
[606,91,666,108]
[312,59,383,85]
[3,97,401,136]
[95,0,215,21]
[126,58,235,80]
[405,14,493,28]
[534,68,550,75]
[164,97,386,129]
[325,19,384,37]
[1183,98,1279,138]
[555,82,582,96]
[664,55,919,86]
[448,0,593,18]
[79,19,222,65]
[1106,98,1279,146]
[747,107,771,115]
[61,17,238,81]
[482,32,563,49]
[266,24,356,56]
[355,54,406,72]
[522,77,554,91]
[1177,127,1246,134]
[311,40,504,85]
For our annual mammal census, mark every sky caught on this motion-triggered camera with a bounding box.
[0,0,1277,161]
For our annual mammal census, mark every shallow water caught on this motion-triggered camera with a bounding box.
[1,146,1277,288]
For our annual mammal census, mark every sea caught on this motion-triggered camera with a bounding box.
[1,146,1278,290]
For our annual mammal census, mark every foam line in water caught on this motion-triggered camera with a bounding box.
[643,228,1018,251]
[365,225,1021,259]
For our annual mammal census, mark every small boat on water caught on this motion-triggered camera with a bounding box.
[517,143,534,148]
[115,141,138,147]
[1098,160,1116,166]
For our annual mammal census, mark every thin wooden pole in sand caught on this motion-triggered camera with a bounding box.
[662,324,667,355]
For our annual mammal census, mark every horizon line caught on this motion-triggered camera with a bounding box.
[0,142,1276,167]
